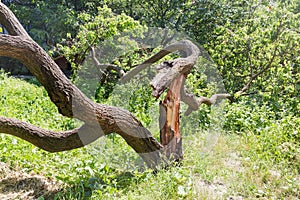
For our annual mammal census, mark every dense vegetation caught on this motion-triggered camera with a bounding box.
[0,72,299,199]
[0,0,299,199]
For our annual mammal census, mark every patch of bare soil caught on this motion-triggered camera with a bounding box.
[0,162,61,200]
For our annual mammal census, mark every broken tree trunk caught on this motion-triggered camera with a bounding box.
[159,74,185,161]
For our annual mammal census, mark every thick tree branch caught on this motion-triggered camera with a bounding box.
[0,34,79,118]
[119,39,201,99]
[0,3,29,37]
[120,40,199,83]
[150,40,200,99]
[0,2,164,169]
[0,117,99,152]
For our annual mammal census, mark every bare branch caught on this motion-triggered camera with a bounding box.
[181,88,232,116]
[236,45,278,96]
[91,47,125,77]
[235,20,283,96]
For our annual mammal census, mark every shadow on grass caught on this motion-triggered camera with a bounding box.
[0,176,59,199]
[0,170,145,199]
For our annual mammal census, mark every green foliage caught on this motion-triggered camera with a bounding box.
[56,6,144,75]
[224,99,274,133]
[1,0,300,199]
[105,77,157,127]
[74,35,148,101]
[3,0,111,50]
[7,0,77,50]
[107,0,193,27]
[206,1,299,111]
[0,73,75,130]
[0,73,92,184]
[182,56,227,131]
[252,116,300,172]
[107,0,249,45]
[223,97,299,171]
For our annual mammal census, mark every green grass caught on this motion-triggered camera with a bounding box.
[0,73,299,199]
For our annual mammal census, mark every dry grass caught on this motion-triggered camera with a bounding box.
[0,162,61,200]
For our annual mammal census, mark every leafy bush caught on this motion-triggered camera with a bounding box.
[253,116,300,171]
[223,98,274,133]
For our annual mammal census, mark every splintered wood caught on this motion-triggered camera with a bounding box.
[159,74,185,161]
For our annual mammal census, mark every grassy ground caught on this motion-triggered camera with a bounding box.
[0,74,299,199]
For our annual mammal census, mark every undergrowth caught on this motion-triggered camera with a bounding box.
[0,73,299,199]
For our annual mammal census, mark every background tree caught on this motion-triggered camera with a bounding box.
[3,0,77,50]
[104,0,299,129]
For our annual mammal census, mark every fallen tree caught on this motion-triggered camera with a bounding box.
[0,3,266,169]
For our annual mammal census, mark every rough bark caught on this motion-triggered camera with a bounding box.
[150,40,200,99]
[0,3,164,169]
[181,87,233,116]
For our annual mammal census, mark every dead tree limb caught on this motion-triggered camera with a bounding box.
[159,74,185,161]
[120,40,199,83]
[181,88,232,116]
[91,46,125,77]
[150,40,200,99]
